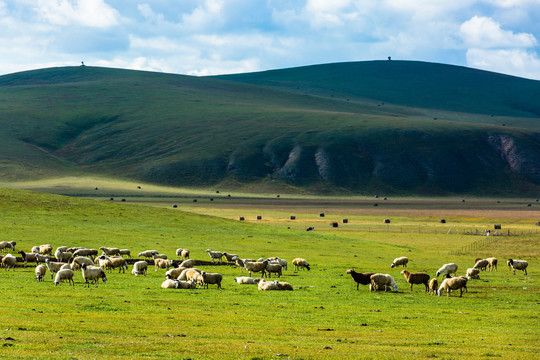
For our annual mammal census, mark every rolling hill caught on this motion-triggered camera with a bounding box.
[0,60,539,195]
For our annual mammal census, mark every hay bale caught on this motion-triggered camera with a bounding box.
[494,224,501,229]
[257,216,262,220]
[320,213,325,217]
[239,217,245,221]
[290,216,296,220]
[342,219,348,224]
[331,222,338,228]
[384,219,390,224]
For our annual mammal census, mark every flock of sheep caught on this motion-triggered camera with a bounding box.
[0,241,529,296]
[347,256,529,297]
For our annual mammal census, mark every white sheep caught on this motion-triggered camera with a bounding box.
[268,257,288,270]
[507,259,528,275]
[178,268,204,286]
[54,269,75,286]
[161,279,178,289]
[45,258,66,279]
[154,259,174,272]
[244,261,267,277]
[132,261,148,277]
[98,255,128,273]
[165,266,187,280]
[369,273,398,292]
[234,276,260,285]
[81,264,107,288]
[99,247,121,256]
[201,271,223,289]
[258,279,280,291]
[35,254,54,265]
[70,256,94,271]
[60,263,72,271]
[1,253,17,270]
[292,258,310,271]
[176,248,190,260]
[223,252,238,263]
[486,257,498,271]
[466,268,481,280]
[438,276,468,297]
[118,249,131,258]
[390,256,408,268]
[137,250,159,259]
[55,250,73,263]
[436,263,458,277]
[35,264,47,281]
[38,244,53,255]
[72,248,98,259]
[205,249,223,262]
[473,259,489,271]
[179,259,196,268]
[0,241,14,253]
[428,278,438,295]
[153,253,168,260]
[176,278,197,289]
[265,262,282,278]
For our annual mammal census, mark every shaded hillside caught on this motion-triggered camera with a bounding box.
[0,62,539,195]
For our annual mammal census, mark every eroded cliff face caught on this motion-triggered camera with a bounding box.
[488,134,540,185]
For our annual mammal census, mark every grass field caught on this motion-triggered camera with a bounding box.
[1,184,539,359]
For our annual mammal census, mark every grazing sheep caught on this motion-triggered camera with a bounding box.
[54,269,75,286]
[179,259,196,268]
[507,259,528,275]
[265,262,282,278]
[486,257,498,271]
[346,269,375,290]
[18,250,37,267]
[118,249,131,258]
[235,258,255,272]
[267,257,288,271]
[56,246,69,253]
[8,241,16,250]
[436,263,458,278]
[35,264,47,281]
[369,273,398,292]
[234,277,260,285]
[70,256,94,271]
[292,258,310,271]
[400,270,430,292]
[67,247,85,253]
[176,248,190,260]
[258,279,280,291]
[99,247,121,256]
[60,263,72,271]
[205,249,223,262]
[0,241,15,253]
[428,278,439,295]
[98,256,128,273]
[38,244,53,255]
[201,271,223,289]
[223,252,238,263]
[154,259,174,272]
[165,266,187,279]
[55,250,73,263]
[138,250,159,259]
[45,259,65,279]
[390,256,409,268]
[473,259,489,271]
[244,261,267,277]
[153,253,168,260]
[34,253,54,265]
[2,254,17,270]
[72,248,98,259]
[438,276,468,297]
[466,268,481,280]
[81,264,107,288]
[132,261,148,277]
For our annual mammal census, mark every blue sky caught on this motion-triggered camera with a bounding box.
[1,0,539,79]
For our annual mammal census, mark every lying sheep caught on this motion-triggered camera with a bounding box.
[179,259,196,268]
[466,268,481,280]
[154,259,174,272]
[370,273,398,292]
[70,256,94,271]
[165,266,187,280]
[244,260,267,277]
[99,247,121,256]
[161,279,179,289]
[54,269,75,286]
[276,281,293,291]
[486,257,498,271]
[176,278,197,289]
[201,271,223,289]
[234,276,260,285]
[206,249,223,263]
[137,250,159,259]
[118,249,131,258]
[18,250,37,267]
[507,259,528,275]
[473,259,489,271]
[176,248,190,260]
[258,279,280,291]
[45,258,65,279]
[132,261,148,277]
[346,269,375,290]
[391,256,409,268]
[179,268,204,286]
[436,263,458,278]
[428,278,438,295]
[1,254,16,270]
[265,262,282,278]
[400,270,430,292]
[438,276,468,297]
[292,258,310,271]
[81,264,107,287]
[35,264,47,281]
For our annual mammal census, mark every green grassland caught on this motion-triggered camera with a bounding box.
[0,186,538,359]
[1,61,539,195]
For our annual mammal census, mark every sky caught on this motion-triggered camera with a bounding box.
[1,0,540,79]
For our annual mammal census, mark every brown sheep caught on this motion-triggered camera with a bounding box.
[400,270,430,292]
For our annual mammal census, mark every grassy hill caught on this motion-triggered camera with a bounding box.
[0,61,539,195]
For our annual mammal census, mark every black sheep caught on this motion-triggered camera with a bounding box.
[346,269,375,290]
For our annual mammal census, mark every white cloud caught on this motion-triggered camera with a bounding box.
[460,16,537,48]
[35,0,119,28]
[466,48,540,78]
[181,0,225,31]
